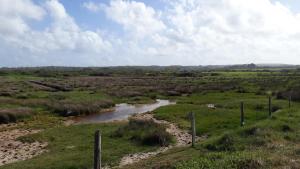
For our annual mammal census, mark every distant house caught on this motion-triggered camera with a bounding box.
[207,104,216,109]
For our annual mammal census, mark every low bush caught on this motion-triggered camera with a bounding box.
[236,87,247,93]
[109,90,143,98]
[281,124,292,132]
[0,108,33,124]
[166,90,181,96]
[205,134,236,151]
[112,118,174,146]
[254,104,264,111]
[48,94,67,100]
[242,126,261,136]
[175,152,264,169]
[46,100,114,116]
[271,105,281,112]
[276,89,300,101]
[255,89,265,95]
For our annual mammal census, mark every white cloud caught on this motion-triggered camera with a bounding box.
[102,0,300,65]
[82,1,104,12]
[3,0,300,66]
[159,0,300,64]
[0,0,45,34]
[0,0,112,67]
[102,0,166,38]
[0,0,45,20]
[46,0,69,20]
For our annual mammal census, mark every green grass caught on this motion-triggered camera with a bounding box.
[21,112,64,129]
[1,123,159,169]
[22,90,112,102]
[1,74,42,81]
[154,92,288,136]
[56,91,111,103]
[2,91,295,169]
[1,68,300,169]
[124,103,300,169]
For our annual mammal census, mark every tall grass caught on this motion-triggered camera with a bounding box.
[0,107,33,124]
[112,118,174,146]
[0,97,114,117]
[47,100,114,116]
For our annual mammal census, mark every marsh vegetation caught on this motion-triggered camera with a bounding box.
[1,66,300,169]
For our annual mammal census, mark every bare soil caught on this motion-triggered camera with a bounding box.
[0,126,48,166]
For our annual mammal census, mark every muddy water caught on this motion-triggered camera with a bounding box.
[76,99,175,124]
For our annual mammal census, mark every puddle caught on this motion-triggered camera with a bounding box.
[76,99,175,123]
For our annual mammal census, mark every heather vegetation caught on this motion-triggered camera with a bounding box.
[112,118,174,146]
[1,66,300,169]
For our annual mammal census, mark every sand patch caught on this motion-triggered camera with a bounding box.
[0,129,48,166]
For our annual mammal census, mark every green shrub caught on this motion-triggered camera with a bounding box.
[0,113,10,123]
[271,105,281,112]
[281,124,292,132]
[0,108,33,124]
[236,87,247,93]
[47,100,114,116]
[242,127,261,136]
[48,94,66,100]
[112,118,174,146]
[0,91,13,97]
[175,152,264,169]
[205,134,236,151]
[254,104,264,111]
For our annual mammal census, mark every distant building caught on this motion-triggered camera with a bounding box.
[207,104,216,109]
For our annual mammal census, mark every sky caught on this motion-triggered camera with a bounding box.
[1,0,300,67]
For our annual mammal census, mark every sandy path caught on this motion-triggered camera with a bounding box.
[0,128,48,166]
[119,113,206,167]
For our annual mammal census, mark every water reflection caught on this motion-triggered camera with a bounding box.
[76,99,175,124]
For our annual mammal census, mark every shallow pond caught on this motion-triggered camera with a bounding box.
[76,99,175,124]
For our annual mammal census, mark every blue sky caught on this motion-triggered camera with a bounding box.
[31,0,168,35]
[47,0,300,33]
[275,0,300,12]
[1,0,300,67]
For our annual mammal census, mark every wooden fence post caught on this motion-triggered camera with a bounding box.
[240,102,244,126]
[94,130,101,169]
[289,95,291,109]
[189,112,196,147]
[268,96,272,118]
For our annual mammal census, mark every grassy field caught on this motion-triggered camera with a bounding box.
[124,105,300,169]
[2,122,161,169]
[1,66,300,169]
[154,92,288,135]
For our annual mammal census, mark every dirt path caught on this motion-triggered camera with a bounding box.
[119,113,206,167]
[0,127,48,166]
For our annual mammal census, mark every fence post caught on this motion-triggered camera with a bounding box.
[94,130,101,169]
[268,96,272,118]
[240,102,244,126]
[189,112,196,147]
[289,95,291,109]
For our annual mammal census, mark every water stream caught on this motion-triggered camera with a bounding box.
[76,99,175,124]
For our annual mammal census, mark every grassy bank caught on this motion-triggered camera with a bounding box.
[123,96,300,169]
[1,122,160,169]
[154,92,289,136]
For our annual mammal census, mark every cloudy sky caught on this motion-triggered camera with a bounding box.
[1,0,300,67]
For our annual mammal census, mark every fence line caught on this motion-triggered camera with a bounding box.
[94,130,101,169]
